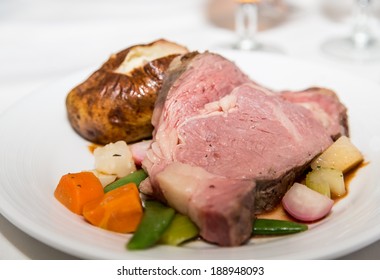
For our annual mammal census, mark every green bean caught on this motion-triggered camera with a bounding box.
[159,213,199,246]
[104,169,148,193]
[253,218,308,235]
[127,200,175,250]
[127,202,307,250]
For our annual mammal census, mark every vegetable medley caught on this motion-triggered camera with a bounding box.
[54,136,363,250]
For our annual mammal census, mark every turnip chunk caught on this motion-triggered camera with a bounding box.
[282,183,334,222]
[311,136,363,173]
[94,141,136,178]
[129,140,152,166]
[89,169,117,187]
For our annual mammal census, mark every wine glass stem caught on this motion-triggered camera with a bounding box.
[235,2,258,50]
[352,0,373,48]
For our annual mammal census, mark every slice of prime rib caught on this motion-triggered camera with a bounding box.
[280,87,348,140]
[141,51,348,246]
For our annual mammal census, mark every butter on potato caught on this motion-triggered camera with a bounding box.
[115,42,188,75]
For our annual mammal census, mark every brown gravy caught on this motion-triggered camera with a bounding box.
[88,143,102,154]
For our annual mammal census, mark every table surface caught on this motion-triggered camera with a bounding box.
[1,0,380,260]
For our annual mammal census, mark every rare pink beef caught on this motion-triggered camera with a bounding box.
[141,52,347,246]
[280,87,348,140]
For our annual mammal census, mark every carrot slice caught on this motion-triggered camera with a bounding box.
[82,183,143,233]
[54,171,104,215]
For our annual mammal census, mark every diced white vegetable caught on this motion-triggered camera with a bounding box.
[94,141,136,178]
[282,183,334,222]
[306,167,346,198]
[129,140,152,166]
[89,169,117,188]
[305,169,331,198]
[311,136,363,173]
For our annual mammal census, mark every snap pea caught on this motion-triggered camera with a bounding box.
[104,169,148,193]
[127,200,175,250]
[127,201,307,250]
[159,213,199,246]
[253,219,308,235]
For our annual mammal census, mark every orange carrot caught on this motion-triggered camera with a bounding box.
[54,171,104,215]
[82,183,143,233]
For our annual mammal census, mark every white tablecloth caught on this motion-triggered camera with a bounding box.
[1,0,380,259]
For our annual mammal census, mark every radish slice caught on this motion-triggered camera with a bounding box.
[282,183,334,222]
[129,140,152,166]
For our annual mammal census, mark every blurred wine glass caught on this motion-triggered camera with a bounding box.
[234,0,261,50]
[234,0,281,51]
[207,0,288,52]
[321,0,380,61]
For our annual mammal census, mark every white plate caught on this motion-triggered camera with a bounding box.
[1,51,380,260]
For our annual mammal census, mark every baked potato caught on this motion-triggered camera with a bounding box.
[66,39,188,145]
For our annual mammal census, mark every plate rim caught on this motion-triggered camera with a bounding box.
[1,50,380,260]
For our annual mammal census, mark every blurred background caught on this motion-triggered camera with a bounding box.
[1,0,380,259]
[1,0,380,114]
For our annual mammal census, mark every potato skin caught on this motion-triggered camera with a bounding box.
[66,40,187,145]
